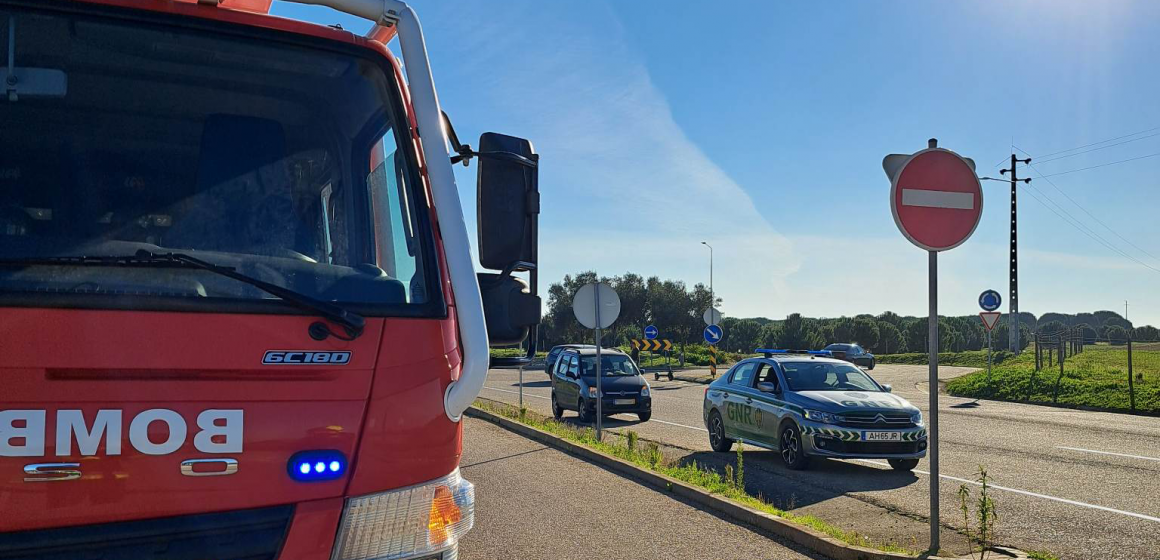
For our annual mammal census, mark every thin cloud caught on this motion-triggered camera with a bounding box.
[425,0,797,316]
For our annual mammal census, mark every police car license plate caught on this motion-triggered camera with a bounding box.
[863,431,901,442]
[613,398,635,406]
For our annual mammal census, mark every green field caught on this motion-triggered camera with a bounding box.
[876,349,1015,368]
[945,344,1160,414]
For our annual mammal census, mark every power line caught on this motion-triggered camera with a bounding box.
[1036,151,1160,178]
[1032,125,1160,160]
[1015,182,1160,274]
[1025,161,1160,263]
[1008,147,1160,275]
[1033,131,1160,164]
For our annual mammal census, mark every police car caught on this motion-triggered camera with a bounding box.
[703,349,926,471]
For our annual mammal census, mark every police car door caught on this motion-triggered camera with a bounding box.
[721,361,760,441]
[748,362,786,448]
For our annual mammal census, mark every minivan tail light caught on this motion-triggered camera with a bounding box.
[331,470,474,560]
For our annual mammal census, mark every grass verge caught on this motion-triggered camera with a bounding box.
[945,345,1160,414]
[472,398,919,556]
[1027,551,1061,560]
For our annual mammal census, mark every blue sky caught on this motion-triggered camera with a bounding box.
[273,0,1160,327]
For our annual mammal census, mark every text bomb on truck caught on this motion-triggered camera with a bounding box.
[0,1,541,559]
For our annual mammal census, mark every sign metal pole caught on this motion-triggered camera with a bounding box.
[987,329,992,396]
[928,250,940,552]
[594,286,603,441]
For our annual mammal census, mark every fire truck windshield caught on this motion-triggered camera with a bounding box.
[0,5,440,316]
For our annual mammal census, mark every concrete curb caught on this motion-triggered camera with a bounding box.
[466,405,989,560]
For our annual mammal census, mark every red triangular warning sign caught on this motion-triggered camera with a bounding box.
[980,311,1001,331]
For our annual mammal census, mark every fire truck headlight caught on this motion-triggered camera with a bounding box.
[331,469,475,560]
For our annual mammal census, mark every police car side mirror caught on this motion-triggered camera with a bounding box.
[883,384,893,393]
[756,381,779,394]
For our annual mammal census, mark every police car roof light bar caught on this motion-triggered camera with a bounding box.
[755,349,833,358]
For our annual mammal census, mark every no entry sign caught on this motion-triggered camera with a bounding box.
[882,140,983,553]
[887,148,983,251]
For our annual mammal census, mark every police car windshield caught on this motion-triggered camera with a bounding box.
[781,362,881,392]
[580,355,639,376]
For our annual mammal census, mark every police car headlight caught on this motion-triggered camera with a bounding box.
[640,385,650,398]
[803,409,840,424]
[331,469,473,560]
[911,412,923,426]
[587,387,598,398]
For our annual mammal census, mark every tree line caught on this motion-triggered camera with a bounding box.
[537,271,1156,354]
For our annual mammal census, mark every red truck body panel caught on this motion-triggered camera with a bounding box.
[0,308,462,532]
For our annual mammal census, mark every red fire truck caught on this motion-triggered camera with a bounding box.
[0,0,540,558]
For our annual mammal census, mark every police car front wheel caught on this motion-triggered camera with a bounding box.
[779,423,811,470]
[888,458,919,471]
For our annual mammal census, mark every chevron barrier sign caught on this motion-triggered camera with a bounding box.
[709,345,717,377]
[631,339,672,351]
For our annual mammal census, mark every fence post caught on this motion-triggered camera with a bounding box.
[1034,334,1041,371]
[1128,338,1136,413]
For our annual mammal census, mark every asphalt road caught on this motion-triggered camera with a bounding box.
[458,416,824,560]
[480,364,1160,560]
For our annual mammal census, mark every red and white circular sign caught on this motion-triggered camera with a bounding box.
[890,148,983,251]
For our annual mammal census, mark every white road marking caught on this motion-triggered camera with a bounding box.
[1057,446,1160,463]
[853,459,1160,523]
[483,386,706,432]
[482,386,549,399]
[652,419,709,432]
[902,188,974,210]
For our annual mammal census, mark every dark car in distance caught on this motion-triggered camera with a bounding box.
[544,344,595,374]
[823,343,875,369]
[550,347,652,423]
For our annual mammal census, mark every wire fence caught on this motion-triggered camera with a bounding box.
[1032,329,1160,412]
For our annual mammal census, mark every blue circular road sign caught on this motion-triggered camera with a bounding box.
[644,325,659,340]
[979,289,1002,311]
[703,324,724,345]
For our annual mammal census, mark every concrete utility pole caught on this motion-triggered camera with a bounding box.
[1000,155,1031,353]
[701,241,714,314]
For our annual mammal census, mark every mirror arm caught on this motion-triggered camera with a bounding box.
[441,112,539,169]
[441,110,475,167]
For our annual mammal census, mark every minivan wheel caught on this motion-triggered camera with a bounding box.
[779,423,810,470]
[551,392,563,420]
[577,398,593,423]
[868,358,876,370]
[637,410,651,422]
[888,458,919,471]
[708,410,733,452]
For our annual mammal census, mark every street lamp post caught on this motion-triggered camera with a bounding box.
[701,241,713,320]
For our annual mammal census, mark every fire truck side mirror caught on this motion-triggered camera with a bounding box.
[476,132,538,270]
[477,272,540,346]
[475,132,541,349]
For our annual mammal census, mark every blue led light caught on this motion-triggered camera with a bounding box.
[287,451,347,482]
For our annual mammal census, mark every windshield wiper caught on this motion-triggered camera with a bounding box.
[0,250,365,339]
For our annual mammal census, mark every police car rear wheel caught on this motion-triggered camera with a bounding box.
[780,423,810,470]
[708,411,733,452]
[888,458,919,471]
